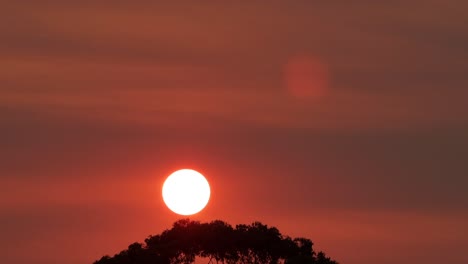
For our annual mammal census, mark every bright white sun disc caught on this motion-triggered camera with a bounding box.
[162,169,210,215]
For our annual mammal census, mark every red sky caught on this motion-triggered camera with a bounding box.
[1,1,468,264]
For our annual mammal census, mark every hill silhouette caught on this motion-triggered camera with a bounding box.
[94,219,338,264]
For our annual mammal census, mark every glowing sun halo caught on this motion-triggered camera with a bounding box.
[162,169,210,215]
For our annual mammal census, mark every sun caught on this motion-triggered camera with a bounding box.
[162,169,211,215]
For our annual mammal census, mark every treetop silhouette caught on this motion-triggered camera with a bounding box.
[94,219,338,264]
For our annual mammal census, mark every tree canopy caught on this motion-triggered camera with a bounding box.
[94,219,338,264]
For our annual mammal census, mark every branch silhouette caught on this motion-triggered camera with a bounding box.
[94,219,338,264]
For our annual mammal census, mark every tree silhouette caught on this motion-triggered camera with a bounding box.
[94,219,337,264]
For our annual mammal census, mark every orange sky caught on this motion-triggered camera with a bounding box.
[1,1,468,264]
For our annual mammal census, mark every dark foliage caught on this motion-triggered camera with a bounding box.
[94,219,338,264]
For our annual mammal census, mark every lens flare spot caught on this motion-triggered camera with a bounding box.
[284,55,329,99]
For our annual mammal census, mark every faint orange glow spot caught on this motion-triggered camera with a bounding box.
[284,55,329,99]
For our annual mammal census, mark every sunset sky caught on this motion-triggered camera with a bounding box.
[1,1,467,264]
